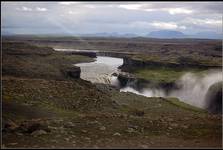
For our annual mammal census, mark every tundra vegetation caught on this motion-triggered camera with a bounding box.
[2,36,222,148]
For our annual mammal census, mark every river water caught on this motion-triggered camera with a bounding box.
[75,56,123,85]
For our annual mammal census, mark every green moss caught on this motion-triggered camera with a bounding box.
[46,53,94,65]
[2,95,13,101]
[165,97,206,113]
[133,67,205,84]
[131,52,222,67]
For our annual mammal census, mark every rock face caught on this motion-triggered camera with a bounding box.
[117,72,138,88]
[120,57,221,72]
[61,66,81,79]
[120,57,179,72]
[70,51,97,58]
[205,82,222,114]
[97,51,134,58]
[117,72,177,94]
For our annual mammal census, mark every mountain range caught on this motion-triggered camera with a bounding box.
[2,30,222,39]
[146,30,222,39]
[75,31,222,39]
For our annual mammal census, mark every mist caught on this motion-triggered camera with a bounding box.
[120,70,222,109]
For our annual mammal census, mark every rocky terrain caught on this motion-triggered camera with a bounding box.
[2,40,222,148]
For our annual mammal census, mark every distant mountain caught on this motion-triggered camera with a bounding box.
[78,32,138,38]
[122,33,138,37]
[2,30,222,39]
[190,31,222,39]
[147,30,186,39]
[94,32,120,37]
[77,32,118,37]
[146,30,222,39]
[1,30,14,36]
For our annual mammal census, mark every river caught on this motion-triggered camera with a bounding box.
[75,56,123,85]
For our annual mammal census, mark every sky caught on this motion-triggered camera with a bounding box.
[1,1,223,35]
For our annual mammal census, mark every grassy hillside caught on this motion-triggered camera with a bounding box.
[2,42,93,80]
[133,67,206,84]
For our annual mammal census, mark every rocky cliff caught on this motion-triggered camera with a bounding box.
[61,66,81,79]
[119,56,221,73]
[117,72,177,94]
[205,81,222,114]
[67,51,97,58]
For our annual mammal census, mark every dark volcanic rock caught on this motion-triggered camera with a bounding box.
[120,57,176,71]
[61,66,81,79]
[3,119,51,134]
[205,82,222,114]
[62,51,96,58]
[3,120,19,132]
[97,51,133,58]
[120,56,221,72]
[112,72,118,76]
[19,119,50,133]
[70,51,97,58]
[117,72,178,94]
[117,72,137,87]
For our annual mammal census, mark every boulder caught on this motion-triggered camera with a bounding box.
[64,122,75,128]
[70,51,97,58]
[99,126,106,131]
[19,119,50,133]
[113,132,121,136]
[112,72,118,77]
[31,130,47,137]
[129,108,145,117]
[126,127,135,133]
[3,120,19,132]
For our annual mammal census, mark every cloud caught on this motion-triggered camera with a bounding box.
[184,18,221,26]
[67,10,79,15]
[16,6,32,11]
[117,2,221,16]
[181,18,222,32]
[58,2,79,5]
[119,4,142,10]
[84,5,96,9]
[36,7,47,12]
[22,6,32,11]
[118,4,194,15]
[16,6,48,12]
[130,21,151,28]
[166,8,193,15]
[150,21,186,30]
[130,21,186,30]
